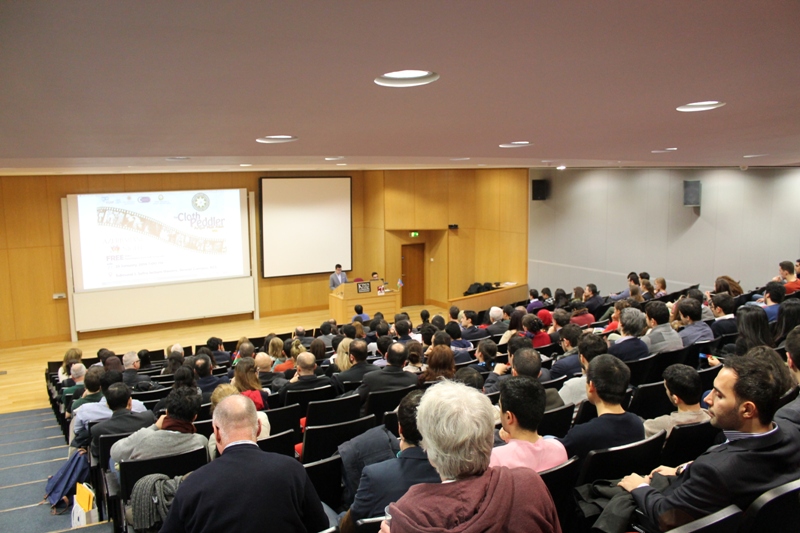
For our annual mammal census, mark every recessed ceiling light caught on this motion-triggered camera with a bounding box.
[256,135,298,144]
[450,157,470,161]
[743,154,769,159]
[324,156,345,161]
[336,163,347,166]
[556,165,566,170]
[374,70,440,87]
[666,148,677,151]
[499,141,531,148]
[239,164,252,167]
[676,101,726,112]
[165,156,189,161]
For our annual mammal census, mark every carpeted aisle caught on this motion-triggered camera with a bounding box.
[0,409,112,532]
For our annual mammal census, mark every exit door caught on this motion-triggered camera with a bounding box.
[401,243,424,306]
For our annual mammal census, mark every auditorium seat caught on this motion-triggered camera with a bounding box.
[576,430,666,485]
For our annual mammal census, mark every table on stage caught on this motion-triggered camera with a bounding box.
[328,281,401,324]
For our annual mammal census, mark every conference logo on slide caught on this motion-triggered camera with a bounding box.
[192,193,210,211]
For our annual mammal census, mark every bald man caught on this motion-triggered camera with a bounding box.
[276,352,333,406]
[161,395,328,533]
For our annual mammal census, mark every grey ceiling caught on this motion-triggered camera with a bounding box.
[2,1,799,175]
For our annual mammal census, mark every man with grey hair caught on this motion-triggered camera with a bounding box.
[61,363,87,406]
[608,308,649,362]
[486,306,509,336]
[385,381,560,532]
[121,351,152,387]
[161,395,328,533]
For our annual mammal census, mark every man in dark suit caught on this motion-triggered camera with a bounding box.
[277,353,333,405]
[339,390,440,532]
[709,292,737,337]
[485,306,509,336]
[461,310,488,341]
[207,336,231,366]
[161,395,328,533]
[583,283,604,315]
[608,308,650,362]
[89,382,156,460]
[357,343,418,403]
[619,351,800,530]
[484,348,563,410]
[332,339,379,394]
[121,351,152,388]
[194,354,229,394]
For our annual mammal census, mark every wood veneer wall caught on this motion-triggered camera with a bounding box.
[0,168,527,347]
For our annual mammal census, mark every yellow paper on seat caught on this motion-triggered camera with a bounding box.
[76,482,94,512]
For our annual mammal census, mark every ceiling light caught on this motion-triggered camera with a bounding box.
[324,156,345,161]
[676,101,726,112]
[666,148,677,151]
[336,163,347,166]
[239,164,252,167]
[165,156,189,161]
[450,157,470,161]
[556,165,566,170]
[499,141,531,148]
[374,70,440,87]
[743,154,768,159]
[256,135,298,144]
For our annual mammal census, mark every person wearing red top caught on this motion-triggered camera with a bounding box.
[569,302,595,327]
[776,260,800,295]
[602,300,632,333]
[522,314,552,348]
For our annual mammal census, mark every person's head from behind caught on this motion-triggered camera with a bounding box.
[498,376,546,435]
[779,260,795,278]
[444,321,462,341]
[489,306,503,323]
[309,338,326,360]
[254,352,272,373]
[449,306,459,321]
[433,331,452,347]
[710,292,735,317]
[376,335,393,357]
[165,352,185,374]
[612,299,631,321]
[431,315,446,331]
[765,281,786,305]
[320,321,332,336]
[194,354,213,378]
[238,342,255,360]
[207,337,223,351]
[677,297,702,324]
[663,364,703,407]
[104,382,131,411]
[233,357,261,391]
[165,386,202,423]
[521,314,543,334]
[508,309,525,332]
[84,367,104,393]
[558,324,582,351]
[552,309,571,329]
[209,383,238,415]
[417,380,495,480]
[295,352,317,375]
[387,342,408,367]
[342,324,356,339]
[707,349,787,430]
[476,339,497,365]
[397,390,425,445]
[70,363,87,381]
[420,309,430,324]
[507,335,532,357]
[578,333,608,372]
[406,340,424,366]
[100,370,123,393]
[454,367,484,390]
[137,349,152,368]
[173,366,196,389]
[395,320,411,337]
[420,324,437,346]
[104,356,123,373]
[425,345,455,378]
[348,339,368,364]
[511,348,542,379]
[586,354,630,406]
[735,305,774,349]
[619,308,646,337]
[213,393,258,448]
[354,304,363,315]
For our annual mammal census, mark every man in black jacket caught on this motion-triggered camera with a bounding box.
[89,382,155,460]
[333,340,379,394]
[357,343,418,403]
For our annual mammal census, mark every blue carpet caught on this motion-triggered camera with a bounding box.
[0,408,113,532]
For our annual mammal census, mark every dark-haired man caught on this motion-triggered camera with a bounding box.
[195,354,229,394]
[559,333,608,406]
[774,327,800,430]
[485,348,563,410]
[318,321,335,348]
[759,281,785,322]
[490,376,568,472]
[332,340,379,394]
[549,324,583,380]
[72,370,148,447]
[642,301,684,354]
[709,293,737,337]
[644,364,710,438]
[338,391,439,532]
[89,382,155,460]
[460,310,486,341]
[356,343,418,403]
[394,320,413,344]
[207,336,231,366]
[609,273,639,302]
[619,351,800,530]
[557,354,644,460]
[110,387,208,467]
[584,284,604,315]
[676,298,714,347]
[352,304,370,323]
[776,260,800,295]
[330,263,347,290]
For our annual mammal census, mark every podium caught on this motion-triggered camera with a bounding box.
[328,281,402,324]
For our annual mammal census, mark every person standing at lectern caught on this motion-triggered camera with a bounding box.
[330,263,348,290]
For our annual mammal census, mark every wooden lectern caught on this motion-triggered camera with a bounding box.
[328,281,402,324]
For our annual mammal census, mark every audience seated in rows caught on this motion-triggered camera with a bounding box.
[607,308,649,362]
[643,364,710,438]
[277,352,332,405]
[774,326,800,431]
[207,384,270,459]
[357,343,418,402]
[549,324,583,380]
[332,339,378,394]
[89,382,155,460]
[641,301,684,355]
[676,298,715,347]
[709,292,737,337]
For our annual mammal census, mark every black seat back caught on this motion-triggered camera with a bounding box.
[538,402,574,439]
[627,381,675,420]
[304,455,344,510]
[577,430,667,485]
[541,374,567,390]
[645,346,690,384]
[364,385,416,424]
[256,429,295,457]
[285,385,336,413]
[573,400,597,426]
[626,354,658,387]
[383,411,399,438]
[661,421,722,467]
[540,456,581,531]
[119,447,207,501]
[740,478,800,532]
[99,432,132,472]
[264,404,302,443]
[192,419,214,439]
[306,394,362,426]
[302,414,375,463]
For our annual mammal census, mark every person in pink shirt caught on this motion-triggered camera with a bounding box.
[490,376,568,472]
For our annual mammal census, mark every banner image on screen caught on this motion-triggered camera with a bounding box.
[67,189,250,291]
[260,177,352,278]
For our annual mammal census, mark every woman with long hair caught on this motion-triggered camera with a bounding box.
[418,345,456,385]
[333,337,354,373]
[654,277,667,298]
[711,306,774,365]
[58,348,83,383]
[404,340,427,374]
[309,338,327,362]
[773,299,800,346]
[629,285,645,303]
[233,357,269,410]
[641,280,655,300]
[498,310,525,345]
[552,288,570,309]
[267,337,285,369]
[715,276,744,297]
[572,286,585,304]
[162,351,185,375]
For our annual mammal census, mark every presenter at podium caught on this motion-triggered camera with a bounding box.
[329,264,348,291]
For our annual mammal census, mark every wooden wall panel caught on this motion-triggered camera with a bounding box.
[8,247,62,340]
[0,250,16,341]
[384,171,416,229]
[474,170,501,232]
[448,228,475,299]
[87,174,126,193]
[2,176,51,249]
[0,181,7,250]
[426,231,449,305]
[474,228,500,282]
[50,246,72,336]
[351,173,365,229]
[498,169,529,234]
[362,171,385,229]
[502,230,528,283]
[414,171,448,229]
[361,227,385,280]
[447,170,477,229]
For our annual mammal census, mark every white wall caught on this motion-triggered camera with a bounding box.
[528,167,800,297]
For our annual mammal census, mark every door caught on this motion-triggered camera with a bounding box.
[401,243,425,306]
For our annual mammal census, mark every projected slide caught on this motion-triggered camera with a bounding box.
[68,189,250,291]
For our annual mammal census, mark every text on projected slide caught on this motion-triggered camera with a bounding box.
[74,190,248,291]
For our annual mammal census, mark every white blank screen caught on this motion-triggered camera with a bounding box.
[260,177,352,278]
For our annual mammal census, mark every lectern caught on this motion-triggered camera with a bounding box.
[328,281,402,324]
